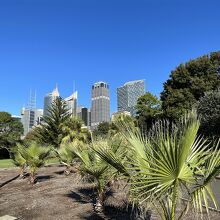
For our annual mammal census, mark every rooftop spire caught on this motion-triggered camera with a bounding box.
[52,84,59,97]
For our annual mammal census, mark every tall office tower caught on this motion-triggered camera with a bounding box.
[21,91,36,136]
[65,91,77,117]
[117,80,145,117]
[21,91,43,136]
[91,81,110,128]
[87,108,91,128]
[77,106,88,126]
[43,86,60,116]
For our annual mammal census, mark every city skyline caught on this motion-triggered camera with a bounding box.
[0,0,220,116]
[17,79,145,117]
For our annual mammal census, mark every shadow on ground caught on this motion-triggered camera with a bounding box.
[66,186,151,220]
[36,175,54,182]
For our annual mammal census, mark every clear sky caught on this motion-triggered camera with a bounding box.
[0,0,220,116]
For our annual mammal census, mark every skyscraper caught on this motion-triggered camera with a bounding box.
[65,91,77,117]
[91,81,110,128]
[77,106,88,126]
[21,91,43,136]
[43,86,60,116]
[117,80,145,117]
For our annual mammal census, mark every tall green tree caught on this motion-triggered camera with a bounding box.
[161,51,220,121]
[35,97,70,148]
[136,92,162,132]
[197,89,220,137]
[0,112,23,158]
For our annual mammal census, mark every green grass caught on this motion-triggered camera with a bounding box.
[0,158,60,169]
[0,159,15,168]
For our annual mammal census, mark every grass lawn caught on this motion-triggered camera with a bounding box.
[0,158,59,169]
[0,159,15,168]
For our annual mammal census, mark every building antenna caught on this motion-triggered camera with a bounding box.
[34,90,37,109]
[28,89,36,110]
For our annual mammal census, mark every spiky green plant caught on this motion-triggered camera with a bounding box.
[70,137,124,211]
[61,117,90,146]
[56,144,76,175]
[95,111,220,219]
[11,150,26,177]
[17,142,52,184]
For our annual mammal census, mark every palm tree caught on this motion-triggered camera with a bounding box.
[11,148,26,178]
[70,138,122,211]
[17,142,52,184]
[56,144,76,175]
[95,111,220,219]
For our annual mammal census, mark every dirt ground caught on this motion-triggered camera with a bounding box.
[0,165,220,220]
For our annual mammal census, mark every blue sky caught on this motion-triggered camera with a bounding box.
[0,0,220,116]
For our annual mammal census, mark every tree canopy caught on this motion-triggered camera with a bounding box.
[0,112,23,158]
[161,51,220,121]
[136,92,162,132]
[197,89,220,137]
[93,121,110,137]
[34,97,71,148]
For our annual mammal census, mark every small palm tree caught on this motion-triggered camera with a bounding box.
[70,139,121,211]
[56,144,76,175]
[17,142,52,184]
[11,149,26,178]
[96,111,220,219]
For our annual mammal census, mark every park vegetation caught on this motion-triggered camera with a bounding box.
[0,51,220,219]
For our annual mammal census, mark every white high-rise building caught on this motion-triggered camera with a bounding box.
[21,91,43,136]
[65,91,77,117]
[21,108,43,136]
[43,86,60,116]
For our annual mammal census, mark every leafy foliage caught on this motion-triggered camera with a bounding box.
[93,122,110,137]
[161,51,220,121]
[69,137,125,210]
[136,92,162,132]
[34,97,70,148]
[0,112,23,158]
[11,148,26,177]
[95,111,220,219]
[61,117,90,146]
[197,89,220,137]
[56,144,78,175]
[16,142,52,183]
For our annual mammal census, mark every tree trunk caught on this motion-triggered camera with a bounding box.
[94,191,104,212]
[19,167,24,178]
[170,180,178,220]
[94,179,105,212]
[30,172,36,184]
[64,166,71,175]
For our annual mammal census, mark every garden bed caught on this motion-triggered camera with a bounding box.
[0,166,219,220]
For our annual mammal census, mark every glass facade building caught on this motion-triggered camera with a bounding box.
[117,80,145,117]
[91,81,110,128]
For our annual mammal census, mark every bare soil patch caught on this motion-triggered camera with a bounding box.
[0,165,136,220]
[0,165,220,220]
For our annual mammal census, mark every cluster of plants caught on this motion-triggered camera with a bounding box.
[11,107,220,220]
[1,51,220,219]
